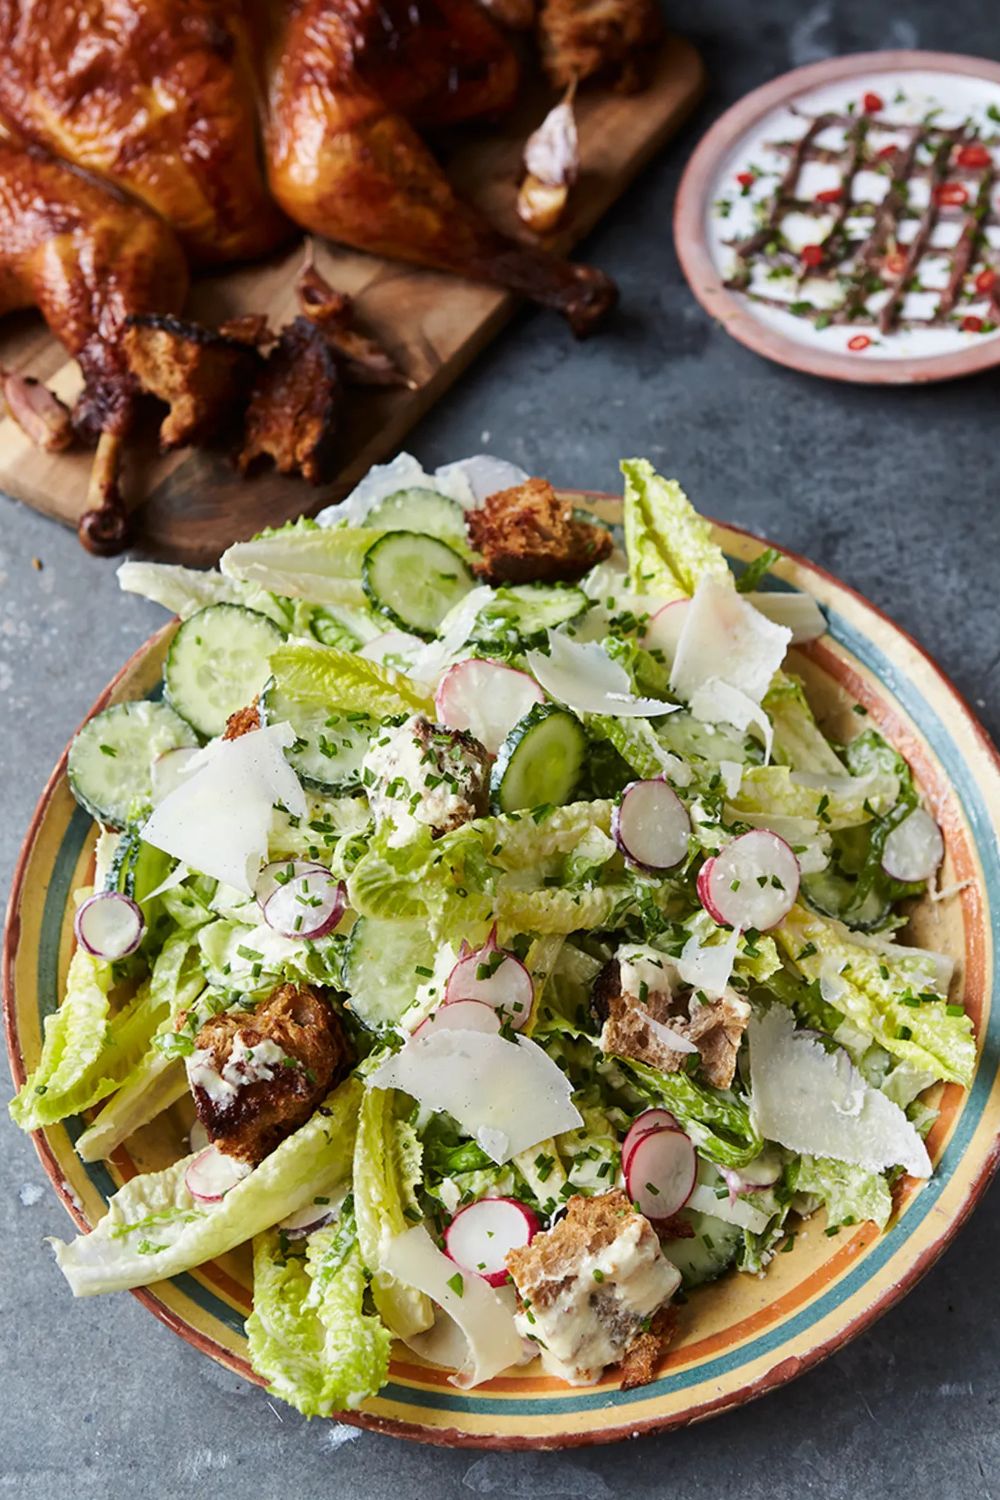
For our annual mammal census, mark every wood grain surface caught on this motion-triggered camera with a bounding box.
[0,36,704,565]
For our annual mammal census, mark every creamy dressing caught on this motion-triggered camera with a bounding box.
[513,1217,681,1384]
[186,1035,292,1107]
[362,715,485,847]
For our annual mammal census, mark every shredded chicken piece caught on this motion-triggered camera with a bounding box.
[467,477,613,584]
[237,317,340,483]
[537,0,663,92]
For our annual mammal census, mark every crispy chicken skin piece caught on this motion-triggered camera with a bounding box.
[537,0,663,93]
[0,0,290,265]
[189,983,353,1165]
[0,139,188,442]
[123,314,261,450]
[237,317,341,484]
[506,1190,681,1387]
[297,261,412,389]
[256,0,617,336]
[592,955,751,1090]
[467,477,613,584]
[0,369,73,450]
[222,696,261,741]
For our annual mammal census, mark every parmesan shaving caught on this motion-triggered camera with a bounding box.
[671,574,792,706]
[526,632,676,719]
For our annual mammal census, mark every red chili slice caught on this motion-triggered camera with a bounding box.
[736,171,755,188]
[863,92,884,113]
[883,251,908,277]
[956,144,992,170]
[975,268,997,295]
[847,334,871,352]
[876,144,898,160]
[935,182,969,207]
[961,315,984,333]
[800,244,824,267]
[815,187,843,203]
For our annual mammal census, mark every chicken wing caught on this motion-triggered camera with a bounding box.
[0,0,290,265]
[257,0,617,335]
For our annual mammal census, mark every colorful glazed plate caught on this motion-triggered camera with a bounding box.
[5,500,1000,1448]
[675,51,1000,384]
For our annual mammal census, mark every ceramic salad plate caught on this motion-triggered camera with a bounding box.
[4,490,1000,1448]
[676,51,1000,384]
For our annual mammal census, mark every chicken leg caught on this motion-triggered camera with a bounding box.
[0,0,291,265]
[257,0,617,335]
[0,138,189,548]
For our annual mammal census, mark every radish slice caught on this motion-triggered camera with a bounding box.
[622,1109,679,1173]
[444,928,534,1029]
[261,867,346,940]
[184,1145,251,1203]
[881,807,944,884]
[413,998,502,1039]
[643,599,690,660]
[613,778,690,872]
[624,1126,697,1220]
[697,830,800,931]
[152,746,201,804]
[74,892,145,961]
[278,1200,338,1239]
[444,1197,540,1286]
[435,659,544,755]
[255,858,328,909]
[188,1119,210,1155]
[719,1152,782,1199]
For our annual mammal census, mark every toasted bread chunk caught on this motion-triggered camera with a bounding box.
[593,949,750,1089]
[466,477,613,585]
[222,697,260,741]
[238,317,340,484]
[188,984,352,1164]
[123,314,260,450]
[506,1190,680,1386]
[537,0,663,93]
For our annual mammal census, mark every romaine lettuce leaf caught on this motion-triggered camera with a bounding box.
[270,639,431,718]
[50,1077,363,1294]
[730,764,886,830]
[620,1058,762,1168]
[353,1088,432,1337]
[764,675,847,776]
[621,460,729,599]
[117,561,292,628]
[794,1155,893,1230]
[220,527,382,607]
[246,1229,391,1416]
[776,906,974,1086]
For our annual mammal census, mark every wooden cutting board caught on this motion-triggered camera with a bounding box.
[0,35,703,566]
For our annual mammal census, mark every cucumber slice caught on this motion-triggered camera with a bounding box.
[362,531,474,639]
[106,829,173,904]
[490,703,588,814]
[366,488,467,546]
[342,916,435,1030]
[260,678,373,793]
[67,700,198,828]
[801,867,893,932]
[165,603,285,738]
[470,584,588,650]
[660,1210,743,1289]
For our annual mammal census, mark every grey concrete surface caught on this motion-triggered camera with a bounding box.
[2,1,999,1496]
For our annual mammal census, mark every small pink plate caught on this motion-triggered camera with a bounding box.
[675,51,1000,384]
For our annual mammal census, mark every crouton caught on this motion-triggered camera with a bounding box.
[506,1189,681,1386]
[123,314,260,450]
[237,317,340,484]
[592,948,750,1089]
[466,477,613,585]
[187,983,352,1164]
[222,696,261,741]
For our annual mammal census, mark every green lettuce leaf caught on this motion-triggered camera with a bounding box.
[730,764,886,830]
[587,715,688,783]
[776,905,974,1086]
[220,527,382,607]
[620,1058,762,1168]
[50,1077,363,1295]
[246,1229,391,1416]
[270,639,431,717]
[117,561,292,628]
[621,460,730,598]
[353,1088,433,1337]
[764,675,847,776]
[794,1155,893,1230]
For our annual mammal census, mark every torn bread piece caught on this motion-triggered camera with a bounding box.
[506,1190,680,1386]
[123,314,260,450]
[593,947,751,1089]
[467,476,613,584]
[238,317,340,483]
